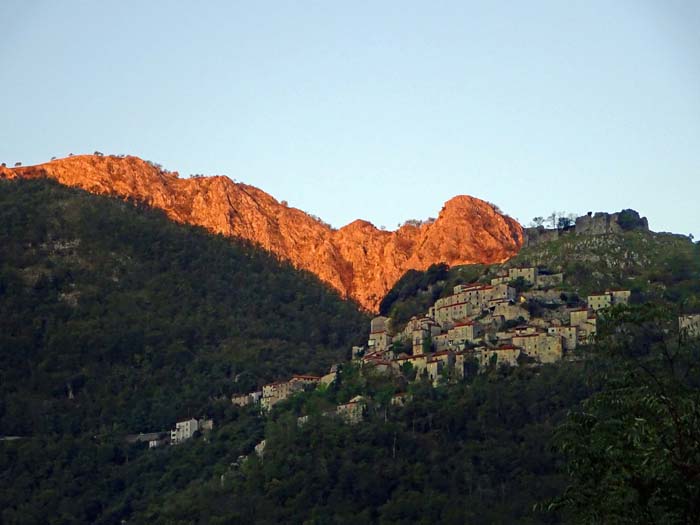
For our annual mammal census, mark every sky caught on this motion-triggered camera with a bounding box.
[1,1,699,238]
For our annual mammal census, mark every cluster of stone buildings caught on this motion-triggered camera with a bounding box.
[126,416,214,449]
[297,395,368,427]
[232,369,337,411]
[356,266,631,384]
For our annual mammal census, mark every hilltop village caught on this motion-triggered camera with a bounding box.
[358,266,626,379]
[138,262,700,446]
[229,264,640,425]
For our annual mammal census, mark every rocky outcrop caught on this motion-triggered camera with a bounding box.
[523,210,650,248]
[1,155,524,311]
[575,210,648,235]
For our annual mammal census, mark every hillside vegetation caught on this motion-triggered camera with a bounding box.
[506,229,700,303]
[0,178,370,523]
[2,185,699,524]
[382,227,699,326]
[125,305,700,524]
[0,178,368,436]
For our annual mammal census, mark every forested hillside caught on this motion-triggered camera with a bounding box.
[123,305,700,524]
[2,183,699,524]
[0,178,370,523]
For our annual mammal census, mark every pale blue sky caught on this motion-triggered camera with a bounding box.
[1,1,699,237]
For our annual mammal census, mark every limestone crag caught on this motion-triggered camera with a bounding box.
[1,155,524,311]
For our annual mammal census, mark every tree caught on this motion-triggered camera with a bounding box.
[617,209,644,231]
[509,276,532,294]
[531,216,545,227]
[552,304,700,524]
[422,332,433,354]
[557,216,573,229]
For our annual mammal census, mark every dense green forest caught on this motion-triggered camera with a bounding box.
[2,181,699,524]
[0,178,367,523]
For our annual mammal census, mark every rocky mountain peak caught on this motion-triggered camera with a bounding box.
[2,155,524,310]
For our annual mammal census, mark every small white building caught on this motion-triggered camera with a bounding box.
[171,418,199,445]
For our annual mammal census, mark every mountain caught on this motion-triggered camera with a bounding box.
[0,155,523,311]
[0,178,367,436]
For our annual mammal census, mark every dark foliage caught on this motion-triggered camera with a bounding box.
[0,179,367,523]
[133,363,592,524]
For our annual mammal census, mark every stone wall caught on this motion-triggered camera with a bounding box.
[575,210,649,236]
[523,210,649,247]
[522,227,561,247]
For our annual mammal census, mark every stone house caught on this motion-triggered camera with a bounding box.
[232,391,262,407]
[363,357,396,374]
[492,300,529,322]
[199,418,214,432]
[289,374,321,388]
[434,300,475,327]
[170,418,199,445]
[432,333,451,352]
[231,394,250,407]
[513,325,538,336]
[336,396,366,424]
[261,380,300,410]
[454,351,477,379]
[569,308,590,327]
[447,321,484,347]
[391,392,411,407]
[368,315,393,352]
[512,332,563,363]
[426,351,455,385]
[477,345,521,368]
[608,289,631,304]
[490,283,516,302]
[411,327,431,354]
[547,325,578,351]
[371,316,390,333]
[351,346,365,360]
[679,314,700,338]
[126,432,168,448]
[394,354,428,375]
[149,436,169,449]
[260,375,320,411]
[587,290,630,312]
[508,267,537,284]
[254,439,266,457]
[587,293,612,312]
[490,274,510,286]
[577,316,597,344]
[368,329,392,353]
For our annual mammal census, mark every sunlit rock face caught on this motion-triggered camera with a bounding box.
[2,155,523,311]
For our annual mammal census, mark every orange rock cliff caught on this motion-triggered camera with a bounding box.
[0,155,524,311]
